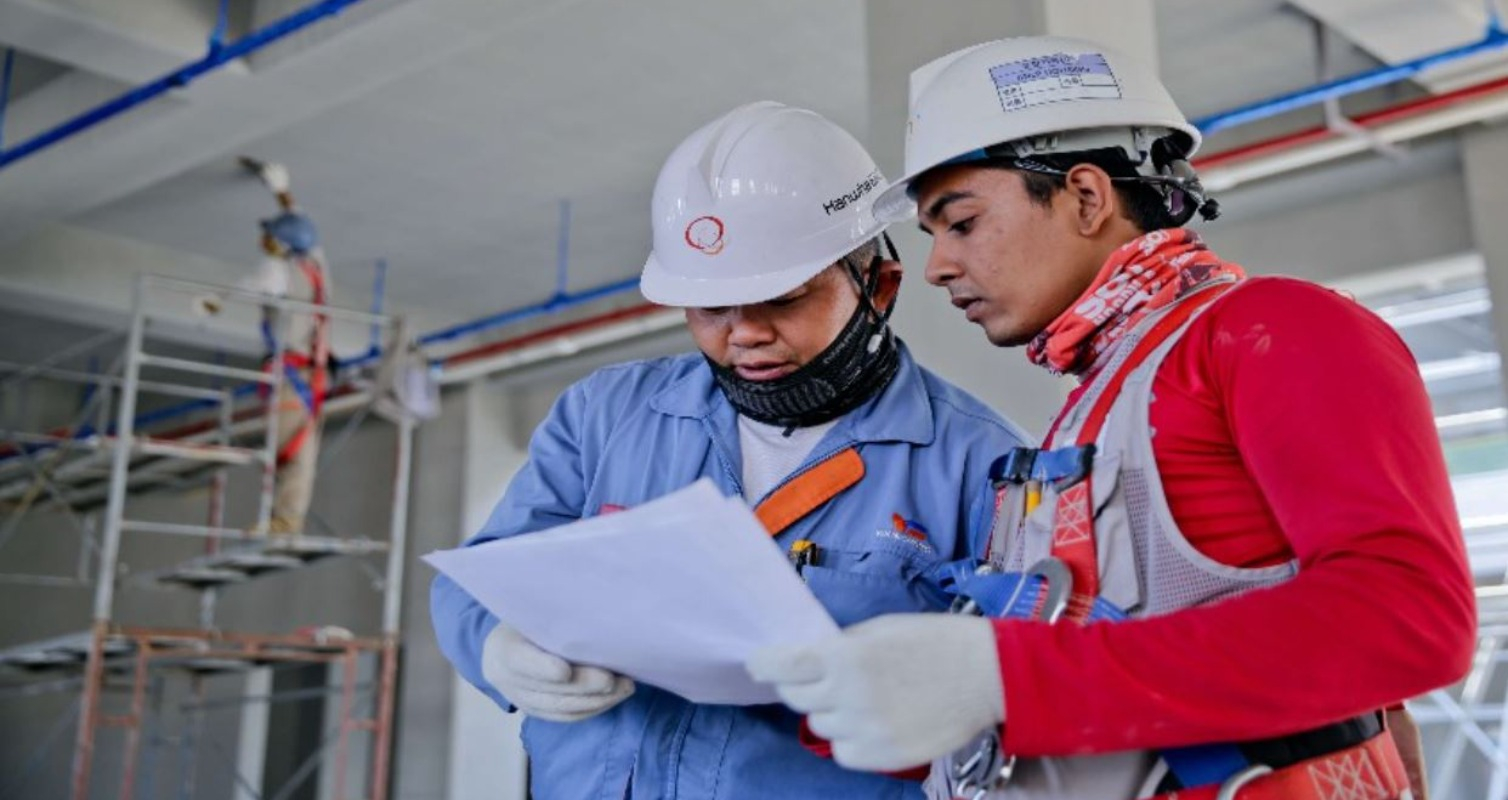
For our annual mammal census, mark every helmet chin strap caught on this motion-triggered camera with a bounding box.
[842,232,902,353]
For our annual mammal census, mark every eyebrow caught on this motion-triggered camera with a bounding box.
[918,190,974,235]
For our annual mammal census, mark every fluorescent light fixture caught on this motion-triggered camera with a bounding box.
[1437,407,1508,431]
[1419,353,1502,382]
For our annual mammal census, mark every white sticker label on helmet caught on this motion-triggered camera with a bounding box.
[989,53,1121,113]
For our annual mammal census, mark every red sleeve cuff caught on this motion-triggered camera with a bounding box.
[798,718,833,759]
[797,718,931,781]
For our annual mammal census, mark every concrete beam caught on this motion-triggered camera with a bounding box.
[1289,0,1508,93]
[0,0,227,84]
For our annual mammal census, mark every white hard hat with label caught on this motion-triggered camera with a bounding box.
[874,36,1204,224]
[641,101,889,308]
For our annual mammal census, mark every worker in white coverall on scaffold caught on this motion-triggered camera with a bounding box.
[203,158,334,538]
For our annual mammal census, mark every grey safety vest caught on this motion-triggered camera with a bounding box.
[928,284,1298,800]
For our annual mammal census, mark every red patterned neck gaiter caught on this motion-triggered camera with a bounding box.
[1025,229,1246,376]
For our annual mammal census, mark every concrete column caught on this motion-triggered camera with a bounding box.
[1462,122,1508,395]
[864,1,1155,435]
[391,386,466,800]
[441,379,529,800]
[234,668,271,800]
[1042,0,1160,71]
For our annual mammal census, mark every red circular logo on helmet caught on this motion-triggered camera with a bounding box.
[684,216,726,256]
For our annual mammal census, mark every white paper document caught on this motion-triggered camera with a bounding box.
[424,479,838,705]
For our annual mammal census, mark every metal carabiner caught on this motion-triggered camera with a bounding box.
[1214,764,1272,800]
[952,742,989,780]
[1023,556,1073,623]
[950,731,998,783]
[944,558,1075,799]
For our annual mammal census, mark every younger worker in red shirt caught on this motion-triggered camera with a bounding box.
[749,35,1474,800]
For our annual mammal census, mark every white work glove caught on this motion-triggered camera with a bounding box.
[256,161,293,194]
[746,614,1005,772]
[482,623,634,722]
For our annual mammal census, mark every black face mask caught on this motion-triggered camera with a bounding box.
[707,235,902,429]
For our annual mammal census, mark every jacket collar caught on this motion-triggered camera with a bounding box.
[648,343,934,446]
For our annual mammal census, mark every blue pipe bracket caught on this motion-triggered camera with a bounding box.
[367,258,388,360]
[0,48,15,150]
[0,0,372,171]
[208,0,234,54]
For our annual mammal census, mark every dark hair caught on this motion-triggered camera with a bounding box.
[839,237,882,275]
[998,148,1181,233]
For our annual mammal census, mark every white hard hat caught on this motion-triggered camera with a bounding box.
[641,102,889,308]
[874,36,1202,223]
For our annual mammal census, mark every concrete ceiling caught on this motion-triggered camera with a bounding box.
[10,0,870,320]
[0,0,1500,326]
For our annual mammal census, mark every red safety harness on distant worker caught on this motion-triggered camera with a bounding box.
[260,256,331,467]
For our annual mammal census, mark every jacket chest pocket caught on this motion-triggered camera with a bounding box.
[800,543,944,627]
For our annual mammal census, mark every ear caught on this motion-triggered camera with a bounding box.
[871,259,904,309]
[1063,164,1119,237]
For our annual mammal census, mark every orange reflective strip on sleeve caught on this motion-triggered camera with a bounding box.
[754,448,865,537]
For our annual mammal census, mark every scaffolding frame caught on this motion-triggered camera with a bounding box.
[1409,595,1508,799]
[0,273,415,800]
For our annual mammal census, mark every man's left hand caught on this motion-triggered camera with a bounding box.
[746,614,1005,772]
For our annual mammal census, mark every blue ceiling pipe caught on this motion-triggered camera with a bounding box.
[0,48,15,149]
[0,0,373,170]
[411,276,644,352]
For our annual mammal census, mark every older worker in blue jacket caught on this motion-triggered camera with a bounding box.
[430,102,1030,800]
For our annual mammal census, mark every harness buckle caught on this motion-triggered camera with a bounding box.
[989,447,1039,489]
[1046,444,1096,491]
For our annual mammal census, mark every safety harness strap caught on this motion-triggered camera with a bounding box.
[1147,728,1409,800]
[259,256,332,466]
[1043,281,1235,622]
[754,447,865,536]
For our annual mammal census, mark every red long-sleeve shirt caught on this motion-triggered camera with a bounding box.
[996,276,1476,757]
